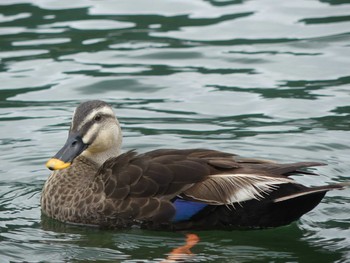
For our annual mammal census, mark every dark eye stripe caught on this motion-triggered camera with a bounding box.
[79,114,114,137]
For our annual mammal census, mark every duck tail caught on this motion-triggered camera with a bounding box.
[273,182,348,203]
[185,182,348,230]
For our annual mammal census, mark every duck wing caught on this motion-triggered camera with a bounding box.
[94,149,230,222]
[93,149,331,225]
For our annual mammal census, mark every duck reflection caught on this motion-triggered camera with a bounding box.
[40,214,345,262]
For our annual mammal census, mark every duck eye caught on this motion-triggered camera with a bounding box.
[94,114,102,122]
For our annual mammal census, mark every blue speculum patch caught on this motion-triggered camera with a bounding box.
[172,198,208,222]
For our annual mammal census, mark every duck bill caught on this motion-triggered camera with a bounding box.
[46,134,88,171]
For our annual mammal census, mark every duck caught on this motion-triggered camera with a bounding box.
[42,100,347,230]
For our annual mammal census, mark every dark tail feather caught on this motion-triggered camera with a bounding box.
[238,161,326,176]
[229,184,344,228]
[239,183,348,228]
[273,183,346,202]
[271,162,326,176]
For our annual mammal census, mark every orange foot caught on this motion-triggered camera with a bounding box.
[162,233,200,262]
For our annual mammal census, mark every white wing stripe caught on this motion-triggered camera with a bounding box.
[184,173,294,205]
[216,174,292,203]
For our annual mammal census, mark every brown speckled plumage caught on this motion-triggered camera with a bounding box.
[42,149,239,227]
[41,101,346,230]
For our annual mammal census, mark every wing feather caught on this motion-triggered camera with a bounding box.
[184,174,294,205]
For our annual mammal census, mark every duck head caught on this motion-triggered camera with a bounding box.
[46,100,122,170]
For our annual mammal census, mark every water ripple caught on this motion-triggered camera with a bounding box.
[0,0,350,262]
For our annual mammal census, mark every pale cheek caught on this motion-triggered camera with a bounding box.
[87,129,114,153]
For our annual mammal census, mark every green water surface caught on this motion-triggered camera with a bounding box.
[0,0,350,262]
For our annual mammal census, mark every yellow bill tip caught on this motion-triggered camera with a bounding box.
[46,158,71,170]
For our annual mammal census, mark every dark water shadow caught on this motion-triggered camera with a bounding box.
[39,215,345,262]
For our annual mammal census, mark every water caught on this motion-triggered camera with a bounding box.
[0,0,350,262]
